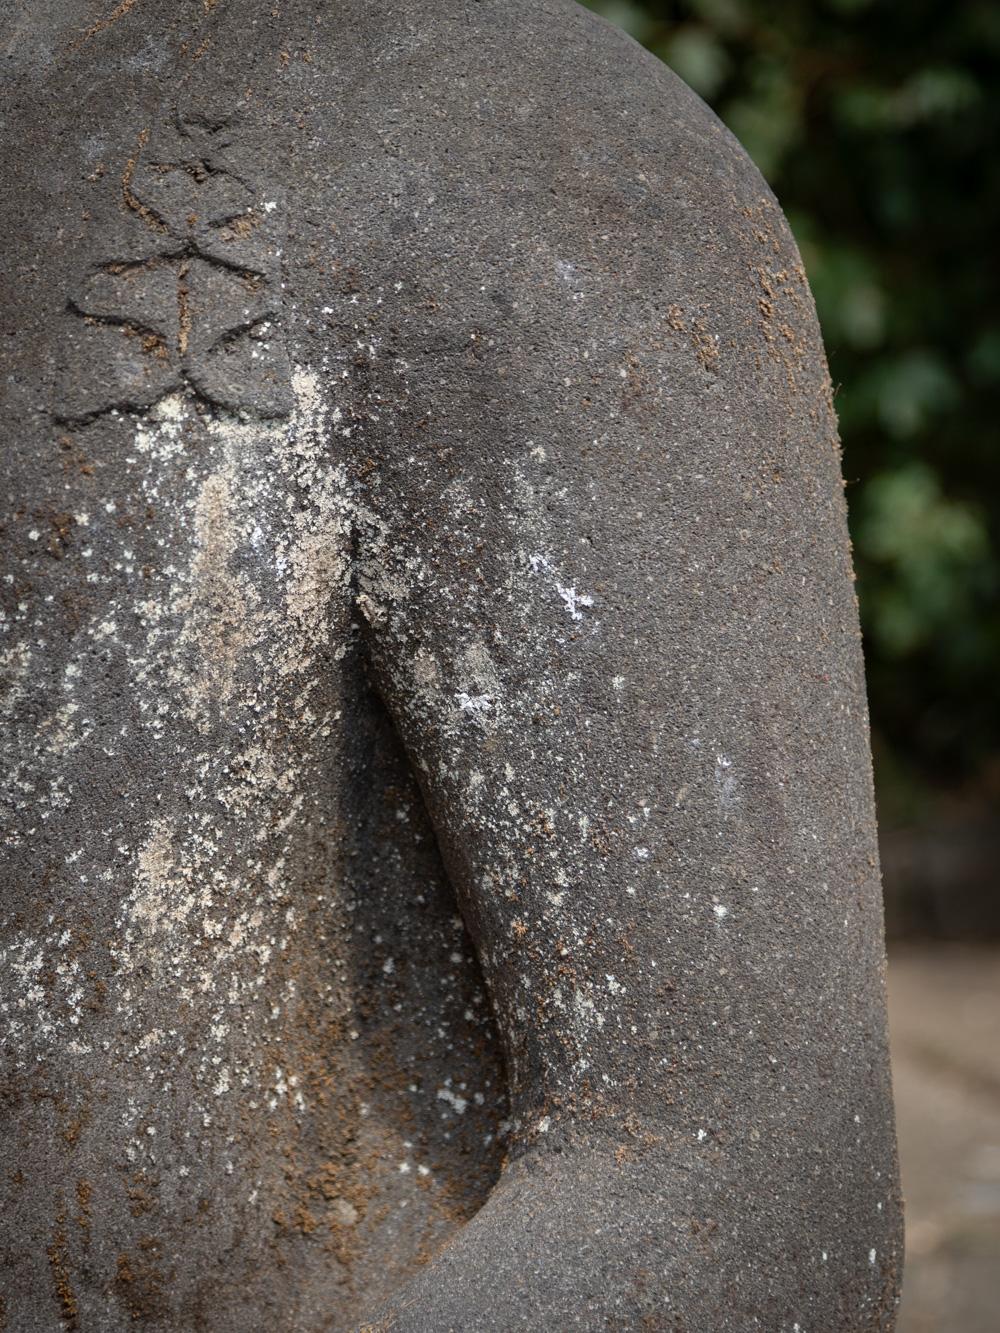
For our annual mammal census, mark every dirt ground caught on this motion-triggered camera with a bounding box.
[887,945,1000,1331]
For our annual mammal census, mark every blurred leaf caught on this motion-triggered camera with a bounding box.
[835,68,981,131]
[690,0,749,36]
[855,462,988,656]
[807,242,887,350]
[900,67,982,123]
[875,352,961,439]
[579,0,654,41]
[724,60,802,178]
[663,27,732,97]
[967,328,1000,385]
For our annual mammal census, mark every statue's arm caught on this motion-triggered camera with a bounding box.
[349,13,902,1327]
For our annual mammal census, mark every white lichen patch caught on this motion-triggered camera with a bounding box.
[527,551,595,622]
[714,752,739,812]
[0,367,367,1152]
[436,1087,468,1115]
[177,468,262,714]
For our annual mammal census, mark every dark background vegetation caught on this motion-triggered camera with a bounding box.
[585,0,1000,937]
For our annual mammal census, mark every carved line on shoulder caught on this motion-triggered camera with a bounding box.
[56,109,293,424]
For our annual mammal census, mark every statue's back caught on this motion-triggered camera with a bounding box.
[1,3,902,1329]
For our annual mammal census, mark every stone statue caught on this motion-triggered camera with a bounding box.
[0,2,902,1328]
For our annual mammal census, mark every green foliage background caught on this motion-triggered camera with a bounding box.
[583,0,1000,819]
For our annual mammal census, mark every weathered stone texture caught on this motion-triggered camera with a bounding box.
[1,3,901,1328]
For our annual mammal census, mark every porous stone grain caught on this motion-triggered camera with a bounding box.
[1,2,902,1329]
